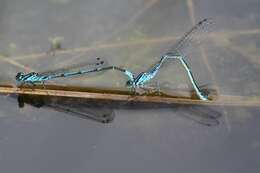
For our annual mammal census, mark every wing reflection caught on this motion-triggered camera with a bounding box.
[176,105,222,126]
[15,94,221,126]
[17,94,115,123]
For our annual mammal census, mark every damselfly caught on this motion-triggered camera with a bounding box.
[16,19,212,100]
[122,18,212,101]
[107,19,212,100]
[15,56,108,87]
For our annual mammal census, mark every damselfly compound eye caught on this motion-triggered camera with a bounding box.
[16,72,24,80]
[126,80,133,87]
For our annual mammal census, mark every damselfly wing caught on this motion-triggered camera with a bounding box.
[148,19,214,97]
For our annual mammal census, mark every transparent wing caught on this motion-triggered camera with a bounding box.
[39,56,108,77]
[149,19,214,95]
[165,18,213,57]
[157,18,213,72]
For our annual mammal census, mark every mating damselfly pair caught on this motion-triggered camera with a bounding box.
[13,18,222,125]
[15,18,212,101]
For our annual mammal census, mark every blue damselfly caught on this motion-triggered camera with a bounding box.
[15,56,108,87]
[89,18,213,100]
[16,19,213,101]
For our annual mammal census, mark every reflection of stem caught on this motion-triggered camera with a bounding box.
[186,0,196,24]
[210,29,260,38]
[94,0,159,46]
[0,55,33,71]
[0,29,260,71]
[213,36,260,65]
[0,29,258,62]
[11,37,178,61]
[62,0,160,66]
[229,44,260,65]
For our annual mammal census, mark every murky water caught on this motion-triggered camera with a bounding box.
[0,0,260,172]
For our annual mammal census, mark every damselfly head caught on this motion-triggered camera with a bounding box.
[16,72,25,81]
[126,80,133,87]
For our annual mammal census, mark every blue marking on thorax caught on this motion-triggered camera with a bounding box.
[22,73,38,82]
[134,72,145,85]
[20,72,51,83]
[146,63,161,78]
[134,72,152,86]
[133,57,165,87]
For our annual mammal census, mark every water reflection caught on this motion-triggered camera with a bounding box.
[15,94,222,126]
[16,94,115,123]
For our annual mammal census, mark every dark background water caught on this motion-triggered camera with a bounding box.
[0,0,260,172]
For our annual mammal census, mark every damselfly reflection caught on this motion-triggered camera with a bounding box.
[176,105,222,126]
[17,94,115,123]
[117,18,213,101]
[16,93,222,126]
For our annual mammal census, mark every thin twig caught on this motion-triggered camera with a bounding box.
[0,85,259,107]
